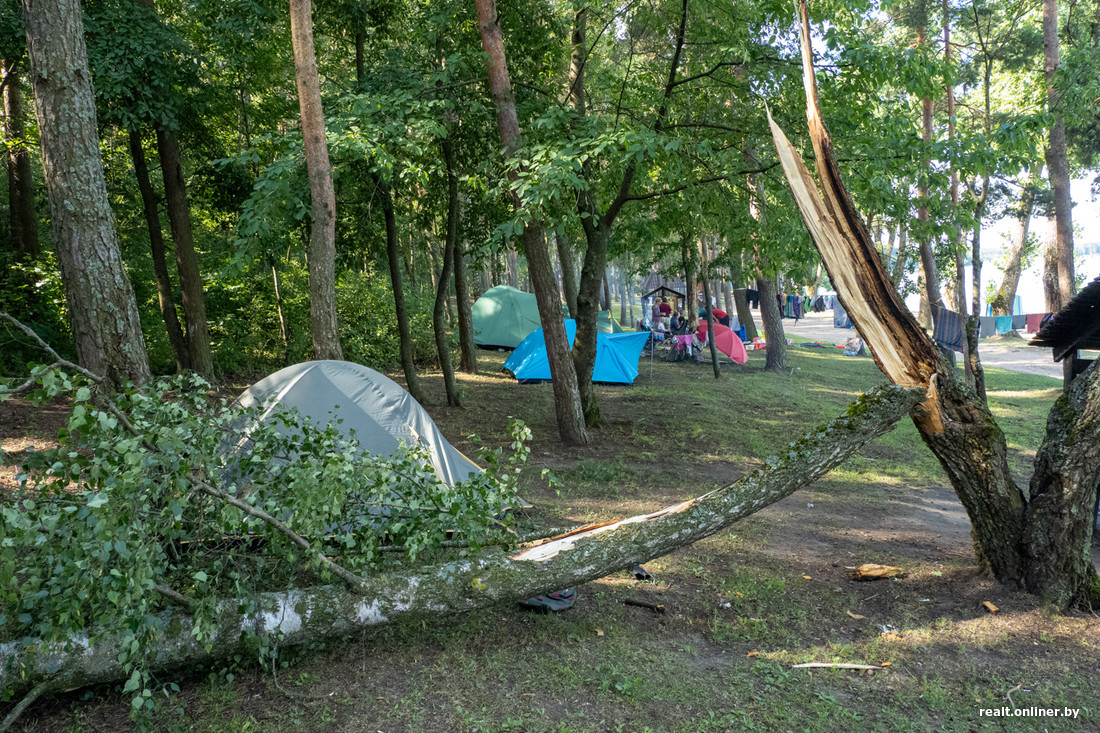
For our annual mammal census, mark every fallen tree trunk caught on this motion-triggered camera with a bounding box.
[0,383,921,700]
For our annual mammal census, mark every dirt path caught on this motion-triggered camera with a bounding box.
[775,310,1063,381]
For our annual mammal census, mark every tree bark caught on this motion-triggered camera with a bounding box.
[700,241,720,378]
[434,136,461,407]
[156,129,214,376]
[2,60,38,260]
[915,17,943,315]
[1043,0,1075,309]
[1022,362,1100,604]
[128,128,189,372]
[681,237,697,328]
[475,0,588,445]
[378,175,424,403]
[770,3,1100,608]
[22,0,150,390]
[757,273,787,371]
[555,231,579,317]
[289,0,342,361]
[732,279,757,340]
[1042,226,1060,312]
[453,241,477,374]
[0,383,922,699]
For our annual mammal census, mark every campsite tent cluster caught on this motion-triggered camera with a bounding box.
[471,285,641,383]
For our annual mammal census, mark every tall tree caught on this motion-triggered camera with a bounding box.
[156,128,214,375]
[1042,0,1074,311]
[22,0,150,389]
[434,134,461,406]
[378,175,424,403]
[289,0,342,360]
[128,129,189,372]
[475,0,588,445]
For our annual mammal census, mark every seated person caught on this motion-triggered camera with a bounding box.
[669,312,681,333]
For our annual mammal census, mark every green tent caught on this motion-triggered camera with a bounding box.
[598,310,625,334]
[472,285,542,349]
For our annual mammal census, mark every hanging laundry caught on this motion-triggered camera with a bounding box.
[995,315,1013,334]
[1011,315,1026,330]
[833,299,853,329]
[978,316,996,337]
[932,307,965,352]
[1025,313,1046,333]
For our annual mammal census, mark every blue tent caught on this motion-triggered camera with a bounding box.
[504,320,650,384]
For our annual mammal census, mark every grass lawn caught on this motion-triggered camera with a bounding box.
[9,340,1098,732]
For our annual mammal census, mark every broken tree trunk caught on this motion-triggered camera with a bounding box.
[0,383,921,699]
[768,1,1100,608]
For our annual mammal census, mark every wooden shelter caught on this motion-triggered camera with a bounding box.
[1029,275,1100,390]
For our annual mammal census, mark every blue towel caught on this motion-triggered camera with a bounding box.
[995,315,1013,334]
[932,307,965,352]
[978,316,996,337]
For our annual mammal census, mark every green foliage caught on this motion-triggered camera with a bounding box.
[0,254,72,377]
[0,367,527,719]
[337,268,439,367]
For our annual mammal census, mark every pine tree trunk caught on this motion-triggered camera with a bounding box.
[289,0,342,361]
[733,282,757,341]
[1043,0,1075,308]
[434,137,461,407]
[475,0,588,445]
[2,61,38,260]
[1042,226,1060,312]
[681,237,697,328]
[156,129,214,376]
[700,243,720,378]
[757,273,787,371]
[453,242,478,374]
[555,231,579,316]
[378,175,423,403]
[128,128,189,372]
[618,272,627,324]
[573,225,608,427]
[23,0,150,390]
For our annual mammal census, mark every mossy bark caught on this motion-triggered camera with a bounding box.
[0,384,921,699]
[23,0,150,390]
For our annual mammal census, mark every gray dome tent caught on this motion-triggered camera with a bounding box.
[235,360,480,487]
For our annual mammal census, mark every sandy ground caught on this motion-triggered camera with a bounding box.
[775,310,1063,381]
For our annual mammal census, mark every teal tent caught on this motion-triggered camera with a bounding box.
[504,320,650,384]
[598,310,625,334]
[472,285,541,349]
